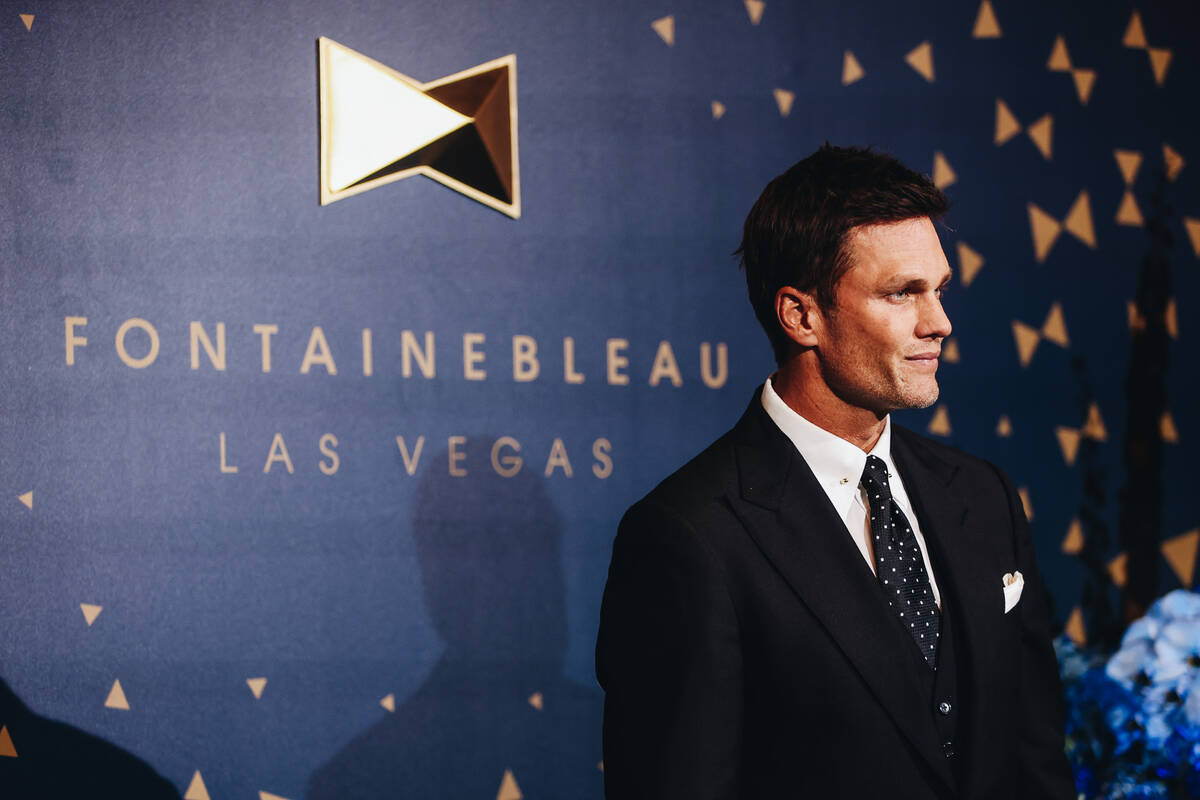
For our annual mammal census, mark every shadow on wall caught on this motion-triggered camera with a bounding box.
[0,678,179,799]
[307,438,603,799]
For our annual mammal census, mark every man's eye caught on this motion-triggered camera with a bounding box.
[889,290,910,299]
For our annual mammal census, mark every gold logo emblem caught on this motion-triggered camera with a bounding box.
[317,38,520,217]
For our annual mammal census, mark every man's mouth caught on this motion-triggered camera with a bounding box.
[906,352,940,367]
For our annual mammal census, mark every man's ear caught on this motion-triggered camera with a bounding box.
[775,286,822,349]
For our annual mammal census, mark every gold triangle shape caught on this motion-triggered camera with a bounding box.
[19,14,33,31]
[926,405,952,436]
[527,691,544,710]
[744,0,765,25]
[956,241,984,286]
[994,99,1021,145]
[1082,403,1107,441]
[1026,114,1053,159]
[380,693,396,712]
[942,338,960,363]
[1122,11,1147,49]
[81,603,103,626]
[317,40,520,216]
[1163,143,1184,182]
[1065,606,1086,644]
[1186,218,1200,258]
[932,151,956,189]
[17,491,32,510]
[1018,487,1034,522]
[185,771,211,800]
[842,50,865,86]
[1062,519,1084,555]
[1127,300,1146,332]
[1115,191,1143,226]
[1108,552,1128,588]
[773,88,794,117]
[996,415,1013,437]
[711,100,726,120]
[1055,426,1081,466]
[1040,307,1073,343]
[1047,36,1071,71]
[259,793,291,800]
[1161,411,1179,443]
[0,725,16,758]
[105,679,130,710]
[651,16,675,46]
[497,768,523,800]
[1012,321,1041,366]
[247,678,267,699]
[1027,203,1062,262]
[1071,68,1096,105]
[1114,149,1143,185]
[319,39,472,194]
[1148,48,1171,86]
[1165,298,1178,339]
[1041,302,1069,347]
[972,0,1001,38]
[1162,530,1199,587]
[905,41,935,82]
[1063,190,1096,248]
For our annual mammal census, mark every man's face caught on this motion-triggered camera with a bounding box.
[813,216,952,416]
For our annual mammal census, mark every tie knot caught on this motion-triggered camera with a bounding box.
[861,454,892,495]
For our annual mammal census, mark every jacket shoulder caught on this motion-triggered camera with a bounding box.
[893,424,1002,476]
[892,423,1023,517]
[633,428,739,524]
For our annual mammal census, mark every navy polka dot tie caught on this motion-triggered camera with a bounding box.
[861,455,940,668]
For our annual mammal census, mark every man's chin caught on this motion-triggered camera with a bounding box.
[829,376,939,415]
[898,382,940,410]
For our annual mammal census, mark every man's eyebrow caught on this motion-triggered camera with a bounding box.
[882,269,954,287]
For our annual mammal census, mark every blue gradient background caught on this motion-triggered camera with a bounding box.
[1,0,1197,796]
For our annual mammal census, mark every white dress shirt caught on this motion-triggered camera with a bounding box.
[761,377,942,609]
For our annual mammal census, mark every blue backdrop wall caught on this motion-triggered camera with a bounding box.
[1,0,1197,797]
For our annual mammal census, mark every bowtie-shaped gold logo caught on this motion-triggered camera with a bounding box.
[317,37,520,217]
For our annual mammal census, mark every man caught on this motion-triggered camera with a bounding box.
[595,145,1074,799]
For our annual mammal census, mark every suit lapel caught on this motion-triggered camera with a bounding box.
[729,400,954,789]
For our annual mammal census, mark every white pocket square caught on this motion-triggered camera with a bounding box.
[1002,571,1024,614]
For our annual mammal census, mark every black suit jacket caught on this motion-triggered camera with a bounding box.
[596,391,1075,799]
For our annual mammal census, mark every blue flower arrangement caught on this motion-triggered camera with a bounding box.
[1057,590,1200,798]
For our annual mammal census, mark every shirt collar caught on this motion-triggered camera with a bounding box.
[761,376,896,511]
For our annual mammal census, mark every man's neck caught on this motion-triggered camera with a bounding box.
[771,365,887,453]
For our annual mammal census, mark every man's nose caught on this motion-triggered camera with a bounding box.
[918,293,952,340]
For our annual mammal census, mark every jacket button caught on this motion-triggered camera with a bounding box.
[942,741,955,758]
[938,701,952,715]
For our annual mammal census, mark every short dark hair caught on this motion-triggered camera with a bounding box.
[736,144,949,364]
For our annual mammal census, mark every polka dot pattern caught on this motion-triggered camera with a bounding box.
[862,455,941,668]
